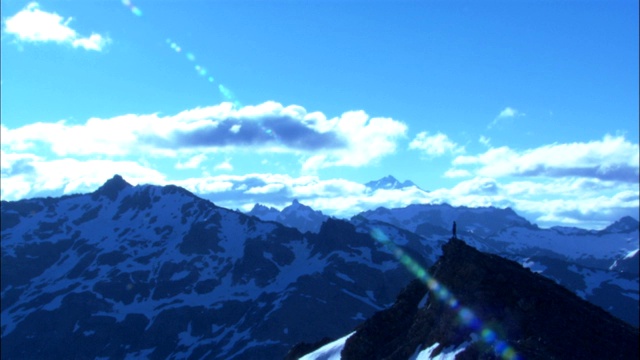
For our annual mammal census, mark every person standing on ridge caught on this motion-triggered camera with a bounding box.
[452,221,457,239]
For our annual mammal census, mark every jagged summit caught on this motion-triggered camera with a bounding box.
[365,175,419,191]
[298,237,639,359]
[602,215,639,233]
[92,174,132,201]
[247,199,328,233]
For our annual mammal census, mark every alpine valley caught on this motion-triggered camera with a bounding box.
[1,175,638,359]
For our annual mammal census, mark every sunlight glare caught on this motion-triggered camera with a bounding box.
[370,228,520,360]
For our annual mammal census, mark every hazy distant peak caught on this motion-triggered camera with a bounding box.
[250,203,273,211]
[603,216,640,233]
[247,203,280,221]
[365,175,419,191]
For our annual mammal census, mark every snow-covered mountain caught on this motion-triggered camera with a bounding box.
[2,175,638,359]
[1,175,433,359]
[482,218,639,271]
[247,199,328,234]
[364,175,422,192]
[295,238,639,360]
[356,203,534,238]
[352,203,640,327]
[246,195,639,328]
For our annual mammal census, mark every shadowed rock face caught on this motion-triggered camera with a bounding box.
[322,238,639,360]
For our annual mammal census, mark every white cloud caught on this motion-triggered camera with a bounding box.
[175,154,207,169]
[451,135,639,182]
[3,2,111,51]
[488,107,524,129]
[1,101,407,171]
[71,33,109,51]
[0,155,164,200]
[214,159,233,171]
[244,183,285,195]
[408,132,464,157]
[498,107,519,118]
[444,169,471,178]
[302,111,408,171]
[479,135,491,147]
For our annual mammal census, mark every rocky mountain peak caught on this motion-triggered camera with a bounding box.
[603,215,640,233]
[282,199,307,213]
[303,236,639,359]
[92,174,132,201]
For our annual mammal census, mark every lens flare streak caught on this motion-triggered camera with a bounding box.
[165,38,239,106]
[121,0,142,16]
[121,1,239,106]
[370,228,521,360]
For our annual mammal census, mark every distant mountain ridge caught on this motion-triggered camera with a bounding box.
[247,199,328,233]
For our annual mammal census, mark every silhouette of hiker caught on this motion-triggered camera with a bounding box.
[452,221,457,239]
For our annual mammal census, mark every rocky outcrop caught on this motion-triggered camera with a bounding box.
[301,237,639,359]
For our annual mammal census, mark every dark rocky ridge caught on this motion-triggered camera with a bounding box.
[300,237,639,360]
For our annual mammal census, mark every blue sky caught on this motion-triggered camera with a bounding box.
[1,0,638,229]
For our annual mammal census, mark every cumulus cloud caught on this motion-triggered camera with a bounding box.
[409,132,464,157]
[488,107,524,129]
[3,2,110,51]
[451,135,639,183]
[0,155,164,200]
[1,101,407,170]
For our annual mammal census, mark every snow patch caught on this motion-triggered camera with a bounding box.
[299,331,355,360]
[410,341,471,360]
[522,259,547,273]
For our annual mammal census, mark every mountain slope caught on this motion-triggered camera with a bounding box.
[299,237,639,360]
[1,175,431,359]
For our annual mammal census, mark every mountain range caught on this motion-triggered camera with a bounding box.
[1,175,638,359]
[250,199,639,329]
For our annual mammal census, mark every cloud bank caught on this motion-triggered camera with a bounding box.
[452,135,639,183]
[1,101,637,230]
[1,101,407,171]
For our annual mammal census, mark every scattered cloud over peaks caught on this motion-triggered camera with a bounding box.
[1,101,407,173]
